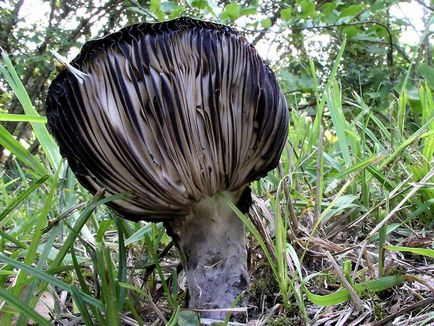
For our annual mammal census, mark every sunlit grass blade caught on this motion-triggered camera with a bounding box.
[222,192,277,277]
[0,113,48,123]
[0,175,49,224]
[384,245,434,258]
[0,124,48,176]
[311,38,347,145]
[337,154,386,178]
[0,50,61,170]
[379,114,434,170]
[419,83,434,160]
[326,79,352,167]
[125,221,163,245]
[303,274,405,306]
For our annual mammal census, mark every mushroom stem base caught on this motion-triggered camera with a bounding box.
[165,188,250,319]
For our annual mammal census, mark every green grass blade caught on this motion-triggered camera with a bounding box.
[6,167,61,324]
[0,50,61,170]
[326,79,352,166]
[96,245,120,325]
[70,246,92,296]
[116,218,127,311]
[337,154,386,178]
[16,223,62,326]
[222,192,278,278]
[0,287,51,326]
[124,222,163,245]
[0,175,49,224]
[397,91,408,140]
[124,297,144,326]
[304,274,405,306]
[0,253,105,310]
[0,229,27,249]
[0,114,48,123]
[420,84,434,160]
[379,114,434,170]
[144,233,175,306]
[0,124,48,176]
[71,284,94,326]
[51,193,127,268]
[311,38,346,145]
[384,245,434,258]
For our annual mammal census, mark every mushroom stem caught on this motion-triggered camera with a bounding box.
[165,187,251,319]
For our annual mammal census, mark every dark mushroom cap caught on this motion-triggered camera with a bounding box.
[46,17,288,221]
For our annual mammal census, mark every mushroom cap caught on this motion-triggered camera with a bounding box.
[46,17,288,221]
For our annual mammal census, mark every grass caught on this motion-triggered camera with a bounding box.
[0,40,433,325]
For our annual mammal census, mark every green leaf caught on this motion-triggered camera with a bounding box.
[301,0,316,18]
[419,63,434,89]
[223,3,241,20]
[384,246,434,258]
[240,7,257,16]
[178,310,200,326]
[261,18,272,29]
[321,2,337,16]
[339,4,365,18]
[191,0,208,10]
[280,8,292,21]
[341,26,359,37]
[169,7,183,19]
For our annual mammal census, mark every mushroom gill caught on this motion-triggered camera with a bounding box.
[46,17,288,319]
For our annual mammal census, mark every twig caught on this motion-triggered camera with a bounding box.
[414,0,434,11]
[373,297,434,326]
[324,251,364,311]
[146,295,168,324]
[353,241,368,282]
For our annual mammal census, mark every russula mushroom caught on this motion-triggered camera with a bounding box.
[46,17,288,318]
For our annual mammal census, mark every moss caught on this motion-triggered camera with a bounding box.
[268,315,296,326]
[373,303,385,320]
[248,266,279,299]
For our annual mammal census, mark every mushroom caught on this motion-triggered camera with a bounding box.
[46,17,288,318]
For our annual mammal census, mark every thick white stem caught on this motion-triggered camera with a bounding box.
[166,189,250,318]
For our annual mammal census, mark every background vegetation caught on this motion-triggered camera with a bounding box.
[0,0,433,325]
